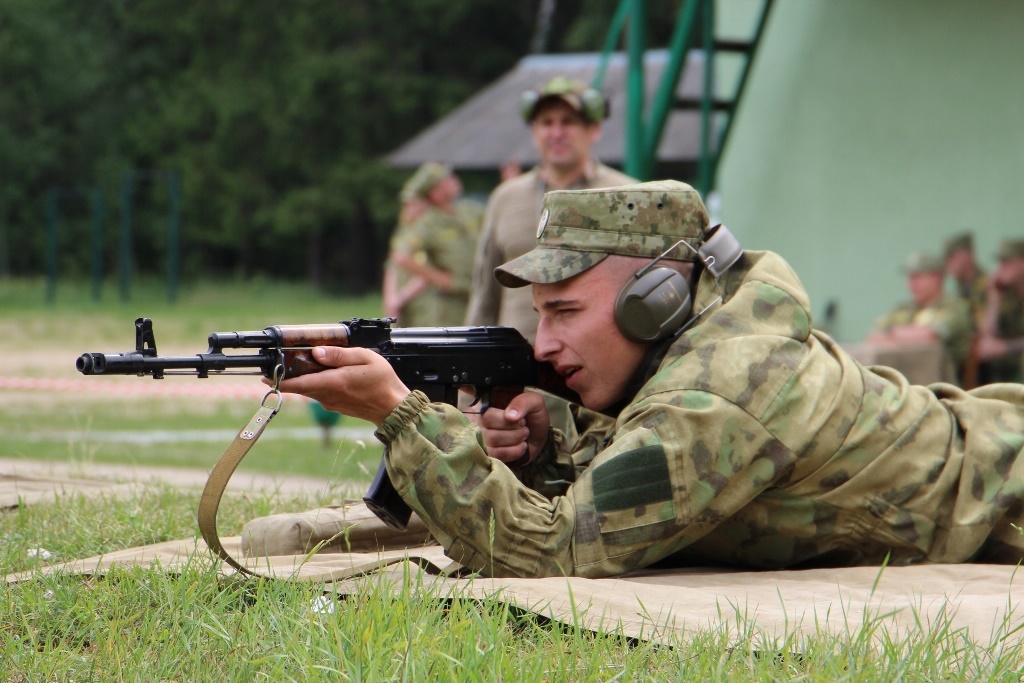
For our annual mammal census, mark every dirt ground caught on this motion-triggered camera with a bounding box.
[0,455,336,495]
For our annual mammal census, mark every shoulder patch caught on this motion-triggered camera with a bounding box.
[592,444,672,512]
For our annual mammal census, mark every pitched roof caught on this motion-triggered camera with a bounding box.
[386,50,712,170]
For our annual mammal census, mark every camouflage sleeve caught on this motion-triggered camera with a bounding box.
[566,392,794,577]
[915,299,972,365]
[378,390,577,577]
[378,386,793,579]
[872,309,897,333]
[393,216,427,256]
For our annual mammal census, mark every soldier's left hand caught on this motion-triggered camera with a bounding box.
[271,347,410,426]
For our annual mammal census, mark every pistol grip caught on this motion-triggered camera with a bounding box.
[488,385,525,411]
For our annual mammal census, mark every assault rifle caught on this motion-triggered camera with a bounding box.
[77,317,573,531]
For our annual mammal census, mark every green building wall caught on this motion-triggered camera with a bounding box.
[716,0,1024,341]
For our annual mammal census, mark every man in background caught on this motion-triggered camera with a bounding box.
[977,238,1024,383]
[868,251,973,384]
[943,231,988,325]
[463,77,633,343]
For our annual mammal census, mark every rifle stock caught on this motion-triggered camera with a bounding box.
[77,317,575,530]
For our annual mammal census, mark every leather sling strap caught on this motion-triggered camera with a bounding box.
[196,393,447,581]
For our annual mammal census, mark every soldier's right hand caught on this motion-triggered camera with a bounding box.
[474,391,550,467]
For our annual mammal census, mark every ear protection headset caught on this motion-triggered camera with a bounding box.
[613,224,744,342]
[520,85,609,124]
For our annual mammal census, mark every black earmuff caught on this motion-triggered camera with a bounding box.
[614,267,693,343]
[613,225,744,343]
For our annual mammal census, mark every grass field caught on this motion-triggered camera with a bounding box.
[3,277,1023,680]
[0,276,385,480]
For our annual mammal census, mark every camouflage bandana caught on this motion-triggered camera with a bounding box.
[902,251,945,274]
[404,162,451,200]
[495,180,710,288]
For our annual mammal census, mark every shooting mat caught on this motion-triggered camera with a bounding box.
[7,502,1023,646]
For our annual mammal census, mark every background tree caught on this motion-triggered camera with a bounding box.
[0,0,676,292]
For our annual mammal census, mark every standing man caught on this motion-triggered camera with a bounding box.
[464,77,634,343]
[943,231,988,325]
[977,238,1024,383]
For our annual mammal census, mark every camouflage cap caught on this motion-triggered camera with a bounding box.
[521,76,607,123]
[902,251,945,274]
[996,238,1024,261]
[402,162,450,200]
[943,231,974,258]
[495,180,710,288]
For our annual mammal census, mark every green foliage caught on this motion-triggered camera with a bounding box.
[0,0,534,291]
[0,1,693,290]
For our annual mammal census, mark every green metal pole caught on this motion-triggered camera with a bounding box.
[592,0,631,91]
[120,172,134,302]
[167,170,181,303]
[45,190,59,304]
[625,0,647,179]
[90,188,105,301]
[643,0,700,168]
[698,0,716,195]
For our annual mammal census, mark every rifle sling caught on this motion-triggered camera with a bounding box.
[197,399,448,582]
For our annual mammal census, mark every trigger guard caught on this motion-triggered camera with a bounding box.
[462,387,489,413]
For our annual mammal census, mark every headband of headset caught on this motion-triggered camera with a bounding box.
[520,78,608,124]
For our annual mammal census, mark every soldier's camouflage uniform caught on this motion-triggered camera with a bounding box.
[402,202,481,326]
[387,221,433,328]
[376,181,1024,578]
[957,270,989,326]
[984,288,1024,383]
[871,295,974,370]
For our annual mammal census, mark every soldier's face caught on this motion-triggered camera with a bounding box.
[908,271,944,307]
[945,248,973,281]
[994,256,1024,289]
[531,258,648,412]
[427,175,461,205]
[530,101,601,172]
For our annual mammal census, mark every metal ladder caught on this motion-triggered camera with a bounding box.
[592,0,775,192]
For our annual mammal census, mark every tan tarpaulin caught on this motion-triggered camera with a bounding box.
[7,535,1023,646]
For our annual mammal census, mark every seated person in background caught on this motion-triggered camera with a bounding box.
[977,238,1024,383]
[248,181,1024,578]
[867,251,973,382]
[943,231,988,326]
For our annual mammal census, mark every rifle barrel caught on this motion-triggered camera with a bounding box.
[75,351,276,377]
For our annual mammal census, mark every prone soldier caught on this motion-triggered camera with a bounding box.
[248,181,1024,578]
